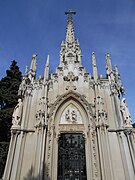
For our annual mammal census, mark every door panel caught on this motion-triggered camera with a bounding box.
[57,133,87,180]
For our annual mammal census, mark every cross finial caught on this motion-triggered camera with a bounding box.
[65,10,76,17]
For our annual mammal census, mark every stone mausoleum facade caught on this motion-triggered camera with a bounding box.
[3,11,135,180]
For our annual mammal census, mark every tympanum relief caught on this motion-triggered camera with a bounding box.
[60,104,83,124]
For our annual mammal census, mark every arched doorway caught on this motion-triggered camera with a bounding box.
[47,93,96,179]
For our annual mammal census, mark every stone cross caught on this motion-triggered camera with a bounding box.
[65,10,76,17]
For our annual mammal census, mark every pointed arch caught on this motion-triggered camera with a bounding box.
[48,91,94,125]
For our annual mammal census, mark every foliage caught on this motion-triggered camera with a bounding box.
[0,142,9,178]
[0,60,22,178]
[0,60,22,109]
[0,108,14,142]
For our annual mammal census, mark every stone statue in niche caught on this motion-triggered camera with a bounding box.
[12,99,23,127]
[120,98,132,127]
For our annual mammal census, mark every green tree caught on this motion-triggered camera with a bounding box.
[0,60,22,178]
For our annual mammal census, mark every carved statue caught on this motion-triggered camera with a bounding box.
[18,77,27,96]
[12,99,23,126]
[71,110,77,121]
[120,98,132,127]
[65,109,70,121]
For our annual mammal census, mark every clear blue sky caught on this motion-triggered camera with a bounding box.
[0,0,135,122]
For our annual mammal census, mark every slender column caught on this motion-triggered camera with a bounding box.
[117,132,130,179]
[38,128,45,178]
[39,81,49,178]
[44,130,51,179]
[49,126,55,178]
[100,127,108,180]
[130,133,135,156]
[3,132,18,180]
[33,128,41,177]
[87,132,93,179]
[125,131,135,178]
[105,129,115,179]
[40,127,47,179]
[97,127,114,180]
[97,127,105,179]
[91,129,98,179]
[31,126,39,178]
[52,135,58,179]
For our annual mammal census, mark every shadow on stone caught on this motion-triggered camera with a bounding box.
[23,163,51,180]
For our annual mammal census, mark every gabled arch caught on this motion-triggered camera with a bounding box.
[48,91,95,126]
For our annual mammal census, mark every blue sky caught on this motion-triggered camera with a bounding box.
[0,0,135,122]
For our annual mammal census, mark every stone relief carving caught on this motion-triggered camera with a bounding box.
[12,99,23,127]
[60,104,83,124]
[65,109,77,122]
[120,98,132,127]
[63,71,78,82]
[35,110,45,128]
[94,96,108,127]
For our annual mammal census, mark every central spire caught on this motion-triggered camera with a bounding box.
[65,10,76,43]
[59,10,82,68]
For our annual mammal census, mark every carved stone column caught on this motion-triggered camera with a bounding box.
[3,130,20,180]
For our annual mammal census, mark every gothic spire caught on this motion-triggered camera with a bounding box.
[65,10,76,43]
[59,11,82,70]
